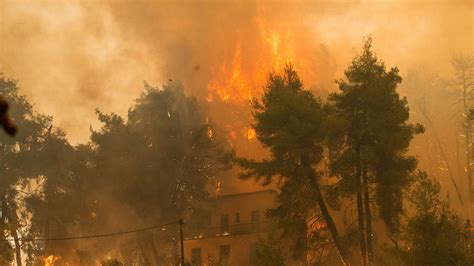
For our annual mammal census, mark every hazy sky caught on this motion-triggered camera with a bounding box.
[0,0,472,144]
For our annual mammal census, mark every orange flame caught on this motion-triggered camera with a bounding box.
[207,17,295,104]
[315,222,327,230]
[207,43,251,103]
[43,255,60,266]
[246,128,256,140]
[207,127,214,140]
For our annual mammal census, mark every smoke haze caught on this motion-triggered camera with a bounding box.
[1,0,471,143]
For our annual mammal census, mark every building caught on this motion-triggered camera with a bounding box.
[184,189,277,266]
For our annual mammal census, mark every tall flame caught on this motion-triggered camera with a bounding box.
[206,17,295,104]
[207,43,252,103]
[205,16,322,149]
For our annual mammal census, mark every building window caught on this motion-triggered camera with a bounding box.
[235,212,240,223]
[187,222,198,238]
[221,214,229,233]
[191,248,202,266]
[203,213,211,227]
[251,210,260,231]
[219,245,230,264]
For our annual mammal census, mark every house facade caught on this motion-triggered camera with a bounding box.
[183,189,277,266]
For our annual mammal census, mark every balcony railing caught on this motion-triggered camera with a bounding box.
[185,222,267,240]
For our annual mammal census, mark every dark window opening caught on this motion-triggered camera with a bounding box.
[251,210,260,231]
[191,248,202,266]
[220,245,230,264]
[221,214,229,233]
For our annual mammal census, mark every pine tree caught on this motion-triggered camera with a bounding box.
[401,171,468,265]
[238,65,350,265]
[329,37,423,264]
[0,74,55,265]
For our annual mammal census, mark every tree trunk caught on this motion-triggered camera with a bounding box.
[44,214,50,255]
[356,147,367,266]
[5,201,22,266]
[0,186,19,265]
[357,192,366,266]
[462,69,473,206]
[10,227,22,266]
[314,184,351,266]
[362,163,373,264]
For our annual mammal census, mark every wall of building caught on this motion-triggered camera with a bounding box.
[183,190,277,265]
[184,233,264,265]
[212,190,277,228]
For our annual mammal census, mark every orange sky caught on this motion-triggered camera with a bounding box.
[0,0,472,144]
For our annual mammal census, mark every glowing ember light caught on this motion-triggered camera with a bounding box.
[207,127,213,139]
[216,181,221,194]
[246,128,256,140]
[206,92,213,102]
[315,222,327,230]
[229,131,237,139]
[43,255,60,266]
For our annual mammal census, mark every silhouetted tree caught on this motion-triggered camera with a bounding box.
[101,258,124,266]
[397,171,468,265]
[14,81,230,265]
[81,82,231,264]
[452,55,474,206]
[254,232,286,266]
[237,65,350,265]
[22,129,83,263]
[329,37,423,264]
[0,74,56,265]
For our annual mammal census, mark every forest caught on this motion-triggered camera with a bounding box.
[1,1,473,265]
[0,36,473,265]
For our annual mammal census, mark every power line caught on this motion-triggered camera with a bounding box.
[2,220,180,242]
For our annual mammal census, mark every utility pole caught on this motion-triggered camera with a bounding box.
[179,219,185,266]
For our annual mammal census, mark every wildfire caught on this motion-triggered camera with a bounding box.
[207,43,251,103]
[43,255,60,266]
[207,127,213,140]
[205,16,322,148]
[206,18,295,104]
[246,128,256,140]
[315,222,327,230]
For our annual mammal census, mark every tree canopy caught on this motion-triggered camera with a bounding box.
[238,65,350,265]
